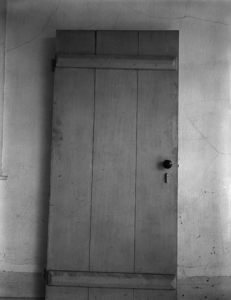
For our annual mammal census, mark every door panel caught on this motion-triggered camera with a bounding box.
[97,31,138,55]
[46,30,178,300]
[47,68,95,271]
[134,290,176,300]
[46,286,88,300]
[135,70,178,274]
[90,69,137,272]
[89,288,133,300]
[56,30,95,55]
[139,31,179,56]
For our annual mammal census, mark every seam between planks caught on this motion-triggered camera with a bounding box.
[89,69,96,272]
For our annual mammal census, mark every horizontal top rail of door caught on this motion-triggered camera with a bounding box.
[55,54,178,70]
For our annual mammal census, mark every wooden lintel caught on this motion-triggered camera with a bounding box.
[47,270,176,290]
[56,54,177,70]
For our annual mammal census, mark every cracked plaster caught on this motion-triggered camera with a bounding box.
[6,0,231,52]
[1,0,231,282]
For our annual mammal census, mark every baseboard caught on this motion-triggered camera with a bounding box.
[0,272,231,299]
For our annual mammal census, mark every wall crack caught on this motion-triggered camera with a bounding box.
[113,5,125,29]
[122,2,230,27]
[183,110,231,155]
[6,0,61,52]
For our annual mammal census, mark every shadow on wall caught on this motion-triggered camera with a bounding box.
[178,3,231,277]
[35,37,56,271]
[2,0,231,298]
[9,0,230,276]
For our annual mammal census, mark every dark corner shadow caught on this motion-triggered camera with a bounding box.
[34,36,55,294]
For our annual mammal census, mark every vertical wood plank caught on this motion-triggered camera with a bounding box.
[89,288,133,300]
[135,31,178,300]
[90,69,137,272]
[56,30,95,54]
[139,31,179,57]
[134,290,176,300]
[97,31,138,55]
[47,68,94,271]
[135,70,178,274]
[46,286,88,300]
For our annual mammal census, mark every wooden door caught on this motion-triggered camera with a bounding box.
[46,31,178,300]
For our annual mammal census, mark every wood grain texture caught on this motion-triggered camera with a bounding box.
[47,68,94,271]
[47,30,179,300]
[134,290,176,300]
[89,30,139,274]
[139,31,179,57]
[90,69,137,272]
[89,288,133,300]
[135,70,178,274]
[134,31,178,278]
[48,271,176,289]
[56,30,95,54]
[46,286,88,300]
[56,54,177,70]
[96,31,138,55]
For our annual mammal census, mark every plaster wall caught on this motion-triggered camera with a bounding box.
[0,0,231,297]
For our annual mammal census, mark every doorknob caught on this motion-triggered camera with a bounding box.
[162,160,173,169]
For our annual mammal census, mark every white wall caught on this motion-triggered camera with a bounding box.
[0,0,231,297]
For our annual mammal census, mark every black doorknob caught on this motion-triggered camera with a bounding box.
[162,160,173,169]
